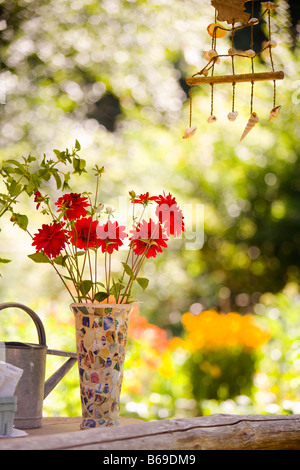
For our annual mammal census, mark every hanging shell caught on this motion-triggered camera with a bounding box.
[227,111,239,121]
[207,115,217,123]
[182,126,197,139]
[245,49,256,58]
[203,49,220,64]
[240,112,259,141]
[268,105,281,121]
[248,17,259,25]
[207,23,227,38]
[266,39,277,48]
[228,48,237,56]
[261,2,278,11]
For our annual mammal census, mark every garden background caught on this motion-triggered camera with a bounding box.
[0,0,300,421]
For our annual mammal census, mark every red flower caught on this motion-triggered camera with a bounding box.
[97,220,127,254]
[131,192,157,205]
[70,217,99,250]
[32,222,68,259]
[34,191,43,210]
[131,219,168,258]
[155,192,185,237]
[154,192,177,207]
[55,193,89,220]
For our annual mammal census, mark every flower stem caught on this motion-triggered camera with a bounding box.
[49,257,77,303]
[116,205,146,303]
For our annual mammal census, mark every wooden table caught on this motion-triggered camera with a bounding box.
[13,416,142,437]
[1,414,300,450]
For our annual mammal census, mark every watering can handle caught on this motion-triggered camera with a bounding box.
[0,302,46,346]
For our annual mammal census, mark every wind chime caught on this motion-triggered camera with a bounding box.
[183,0,284,141]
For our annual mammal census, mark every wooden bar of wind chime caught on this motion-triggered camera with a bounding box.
[183,0,284,141]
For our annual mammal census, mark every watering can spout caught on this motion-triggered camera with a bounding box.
[44,349,77,399]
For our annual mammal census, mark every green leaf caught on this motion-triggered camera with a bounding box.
[79,158,86,170]
[28,252,51,264]
[94,291,109,302]
[52,170,62,190]
[75,250,86,257]
[110,281,123,299]
[3,167,23,176]
[72,157,86,175]
[121,262,134,278]
[11,213,28,231]
[7,180,23,197]
[5,159,27,174]
[53,254,68,266]
[75,139,81,151]
[136,277,149,290]
[96,281,105,288]
[0,258,11,263]
[26,154,36,163]
[62,172,71,191]
[53,149,66,162]
[25,174,40,195]
[79,280,93,296]
[72,158,80,172]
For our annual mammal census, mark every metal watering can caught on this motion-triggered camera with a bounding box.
[0,302,77,429]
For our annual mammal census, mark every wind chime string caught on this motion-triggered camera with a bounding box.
[231,21,236,112]
[267,8,276,107]
[240,0,259,141]
[189,86,193,128]
[208,10,217,123]
[227,19,239,122]
[250,0,255,114]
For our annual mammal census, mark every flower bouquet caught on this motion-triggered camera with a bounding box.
[6,144,185,428]
[29,170,185,305]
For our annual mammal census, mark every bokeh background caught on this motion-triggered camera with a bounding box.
[0,0,300,420]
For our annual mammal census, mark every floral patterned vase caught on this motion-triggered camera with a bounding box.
[70,303,134,429]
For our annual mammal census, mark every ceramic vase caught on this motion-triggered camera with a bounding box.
[70,303,133,429]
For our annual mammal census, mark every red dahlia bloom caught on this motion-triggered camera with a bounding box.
[154,192,177,207]
[70,217,99,250]
[34,190,43,210]
[97,220,127,254]
[155,192,185,238]
[32,222,68,259]
[55,193,89,220]
[131,219,168,258]
[131,192,157,205]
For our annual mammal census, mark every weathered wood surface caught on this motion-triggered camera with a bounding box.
[186,71,284,86]
[13,416,142,437]
[1,414,300,450]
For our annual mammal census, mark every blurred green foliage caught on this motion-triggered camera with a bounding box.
[0,0,300,419]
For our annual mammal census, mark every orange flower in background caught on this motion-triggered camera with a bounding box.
[168,337,187,352]
[181,310,271,352]
[128,308,169,354]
